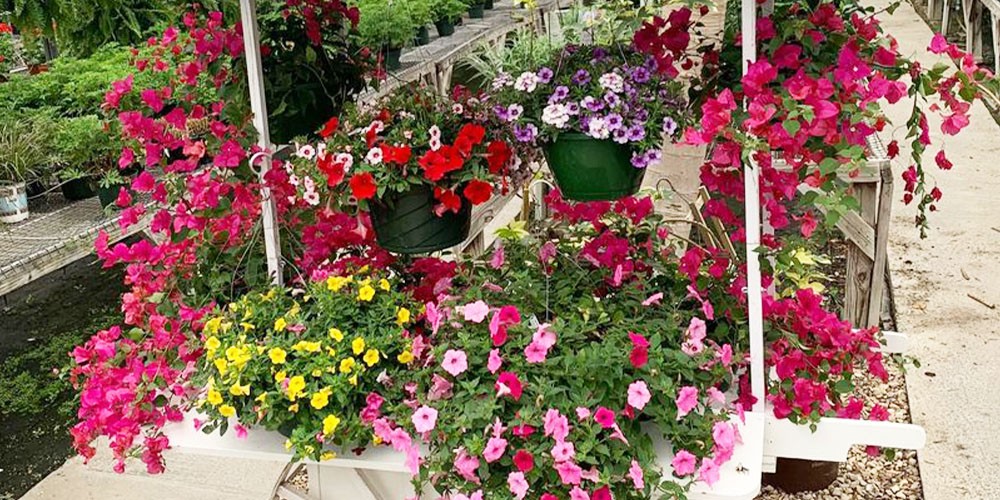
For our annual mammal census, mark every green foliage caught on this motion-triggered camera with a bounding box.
[0,111,53,182]
[458,27,567,88]
[356,0,417,50]
[429,0,466,23]
[402,0,434,27]
[50,114,117,173]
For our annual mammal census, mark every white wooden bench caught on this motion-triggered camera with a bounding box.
[961,0,1000,73]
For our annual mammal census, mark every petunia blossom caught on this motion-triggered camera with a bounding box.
[627,380,652,410]
[676,386,698,419]
[507,471,529,500]
[671,449,697,476]
[463,300,490,323]
[411,405,438,433]
[442,349,469,376]
[483,436,508,463]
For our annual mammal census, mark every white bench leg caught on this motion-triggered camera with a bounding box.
[992,13,1000,74]
[942,0,951,35]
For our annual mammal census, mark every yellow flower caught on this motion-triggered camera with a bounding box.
[339,357,356,374]
[311,369,322,377]
[357,284,376,302]
[205,336,221,352]
[379,278,391,291]
[328,328,344,342]
[289,403,299,413]
[228,302,239,313]
[204,317,223,335]
[326,347,337,357]
[349,373,359,386]
[268,347,287,364]
[225,346,241,361]
[292,341,322,353]
[230,382,250,396]
[322,414,341,435]
[396,307,411,325]
[284,439,293,450]
[287,375,306,401]
[206,389,223,406]
[351,337,366,355]
[274,370,287,383]
[288,303,301,317]
[358,265,370,274]
[326,276,352,292]
[241,322,256,332]
[320,451,336,461]
[255,392,268,403]
[274,317,287,332]
[214,358,228,376]
[219,404,236,418]
[372,433,383,445]
[397,350,414,364]
[363,349,380,367]
[310,389,331,410]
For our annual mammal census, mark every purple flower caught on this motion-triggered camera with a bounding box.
[548,85,570,104]
[591,47,608,62]
[612,128,629,144]
[566,102,580,115]
[494,105,509,121]
[603,92,621,108]
[582,96,604,112]
[631,66,650,83]
[513,123,538,143]
[627,124,646,142]
[631,152,650,168]
[572,69,591,85]
[663,117,679,135]
[537,67,554,84]
[633,109,649,123]
[606,113,624,130]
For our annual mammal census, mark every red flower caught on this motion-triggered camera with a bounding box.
[886,140,899,159]
[382,144,412,165]
[319,117,339,138]
[0,23,11,34]
[486,141,512,174]
[433,187,462,214]
[318,153,346,186]
[457,123,486,145]
[419,145,464,181]
[463,180,493,205]
[934,150,953,170]
[349,172,377,200]
[496,372,523,400]
[513,450,534,472]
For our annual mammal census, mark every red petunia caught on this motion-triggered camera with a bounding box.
[319,117,339,138]
[463,180,493,205]
[457,123,486,145]
[317,153,346,186]
[433,187,462,214]
[382,144,412,165]
[513,450,534,472]
[485,141,512,174]
[419,145,464,181]
[349,172,377,200]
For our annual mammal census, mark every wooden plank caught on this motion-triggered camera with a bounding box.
[795,185,876,260]
[843,180,878,326]
[865,164,894,327]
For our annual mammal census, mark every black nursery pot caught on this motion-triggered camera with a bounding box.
[60,177,97,201]
[468,3,485,18]
[484,0,494,8]
[26,179,46,198]
[98,184,126,209]
[383,47,403,71]
[370,184,471,254]
[414,25,431,46]
[435,19,456,36]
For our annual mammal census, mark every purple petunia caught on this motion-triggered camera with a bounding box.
[548,85,570,104]
[663,117,678,136]
[513,123,538,143]
[537,67,554,84]
[603,92,621,108]
[631,66,650,83]
[606,113,624,130]
[565,102,580,115]
[582,96,604,112]
[572,69,591,85]
[612,127,629,144]
[627,124,646,142]
[494,105,509,121]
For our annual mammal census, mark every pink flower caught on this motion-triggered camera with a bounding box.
[513,449,534,472]
[628,460,645,489]
[941,112,969,135]
[411,405,438,433]
[533,323,557,349]
[490,244,505,269]
[575,407,591,421]
[627,381,651,410]
[507,471,529,499]
[487,349,503,374]
[716,344,733,365]
[442,349,469,376]
[593,407,615,429]
[551,440,575,462]
[591,486,612,500]
[642,292,663,306]
[671,449,697,476]
[426,302,442,334]
[698,457,720,485]
[234,424,248,439]
[712,421,738,461]
[928,32,950,54]
[453,447,481,483]
[569,486,590,500]
[543,409,570,441]
[676,386,698,419]
[428,374,454,401]
[707,387,726,406]
[525,341,549,363]
[483,436,508,462]
[496,372,523,400]
[555,460,583,485]
[463,300,490,323]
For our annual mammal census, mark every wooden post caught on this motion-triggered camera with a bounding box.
[866,164,894,328]
[844,180,878,327]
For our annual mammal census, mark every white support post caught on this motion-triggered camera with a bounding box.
[741,0,765,413]
[240,0,284,287]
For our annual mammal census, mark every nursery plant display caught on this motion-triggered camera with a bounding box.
[430,0,467,37]
[356,0,417,70]
[404,0,435,46]
[0,117,43,223]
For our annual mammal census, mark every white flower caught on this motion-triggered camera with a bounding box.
[452,103,464,114]
[599,72,624,93]
[491,72,513,90]
[335,152,354,171]
[283,160,294,174]
[316,143,327,158]
[514,71,539,93]
[507,104,524,121]
[365,147,384,165]
[429,125,441,140]
[296,144,316,160]
[303,176,315,191]
[542,103,570,129]
[429,136,442,151]
[303,190,320,206]
[588,117,610,139]
[289,174,300,186]
[404,130,413,140]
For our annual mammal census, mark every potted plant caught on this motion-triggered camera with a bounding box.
[357,0,416,71]
[52,115,116,201]
[0,119,42,223]
[491,45,688,201]
[431,0,466,37]
[405,0,434,46]
[484,0,494,9]
[465,0,486,18]
[287,85,519,254]
[97,170,129,209]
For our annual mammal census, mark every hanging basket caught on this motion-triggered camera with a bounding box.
[542,133,646,201]
[61,177,98,201]
[370,184,471,254]
[435,19,456,37]
[0,181,29,224]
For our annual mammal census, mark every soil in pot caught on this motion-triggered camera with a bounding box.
[370,184,471,254]
[468,3,485,18]
[0,182,30,224]
[763,458,840,492]
[435,19,456,36]
[542,133,646,201]
[60,177,97,201]
[414,25,431,46]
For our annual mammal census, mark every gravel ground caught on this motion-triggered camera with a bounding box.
[758,362,922,500]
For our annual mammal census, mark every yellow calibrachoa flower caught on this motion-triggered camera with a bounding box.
[205,336,221,353]
[397,350,414,364]
[349,373,359,386]
[396,307,411,325]
[310,388,331,409]
[229,382,250,396]
[322,414,341,435]
[363,349,380,367]
[275,370,287,383]
[289,403,299,413]
[214,358,228,376]
[328,328,344,342]
[311,369,322,377]
[274,317,287,332]
[268,347,287,364]
[326,275,352,292]
[326,347,337,357]
[351,337,365,355]
[206,389,223,406]
[287,375,306,401]
[255,392,267,403]
[379,278,391,291]
[204,317,223,335]
[357,284,375,302]
[339,357,356,373]
[372,433,383,445]
[284,439,293,451]
[241,322,255,332]
[320,451,336,461]
[219,404,236,417]
[292,341,322,353]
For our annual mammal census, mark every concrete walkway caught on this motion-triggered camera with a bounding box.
[869,0,1000,498]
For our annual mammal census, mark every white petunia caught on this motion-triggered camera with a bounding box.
[296,144,316,160]
[599,72,624,93]
[514,71,539,93]
[541,103,570,129]
[365,147,384,165]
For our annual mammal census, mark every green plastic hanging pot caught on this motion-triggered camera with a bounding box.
[542,133,646,201]
[468,3,485,18]
[370,184,471,254]
[61,176,97,201]
[435,19,456,36]
[414,25,431,46]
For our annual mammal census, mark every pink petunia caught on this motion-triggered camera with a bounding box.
[676,386,698,419]
[507,471,529,500]
[671,449,697,476]
[698,457,720,485]
[442,349,469,376]
[513,449,534,472]
[707,387,726,407]
[487,349,503,374]
[453,447,481,483]
[490,243,505,269]
[533,323,557,349]
[411,405,438,433]
[496,372,524,400]
[463,300,490,323]
[551,440,576,462]
[483,436,508,463]
[543,409,570,442]
[712,421,738,462]
[593,407,616,429]
[569,486,591,500]
[641,292,663,306]
[575,407,591,421]
[524,341,549,363]
[627,380,652,410]
[555,460,583,485]
[591,486,612,500]
[628,460,645,489]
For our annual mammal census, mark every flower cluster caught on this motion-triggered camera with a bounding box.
[491,44,688,168]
